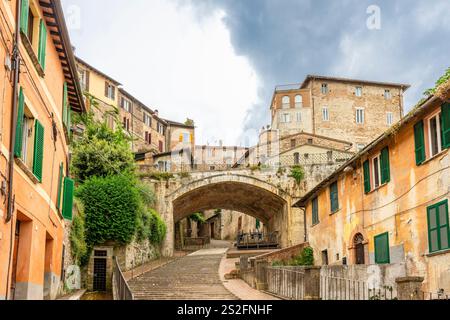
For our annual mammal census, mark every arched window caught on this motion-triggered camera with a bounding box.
[354,233,365,265]
[282,96,290,109]
[295,95,303,108]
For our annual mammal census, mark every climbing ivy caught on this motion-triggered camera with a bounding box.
[289,165,305,185]
[424,67,450,96]
[190,212,206,224]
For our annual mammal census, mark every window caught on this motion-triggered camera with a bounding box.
[143,113,152,127]
[384,89,392,100]
[321,83,329,94]
[428,113,442,157]
[183,133,190,143]
[282,96,290,109]
[280,113,291,123]
[144,131,151,144]
[322,107,329,121]
[374,232,390,264]
[78,69,90,91]
[105,82,115,100]
[386,112,394,126]
[294,152,300,165]
[62,177,75,221]
[355,86,362,97]
[330,181,339,213]
[123,117,130,131]
[372,155,381,189]
[295,95,303,108]
[14,88,44,182]
[157,123,164,135]
[120,97,131,112]
[290,139,296,148]
[370,147,390,190]
[427,200,449,253]
[296,112,302,123]
[363,160,371,194]
[312,197,319,225]
[159,141,163,153]
[321,250,329,265]
[356,108,365,124]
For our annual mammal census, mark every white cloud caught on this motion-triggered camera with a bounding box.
[63,0,260,146]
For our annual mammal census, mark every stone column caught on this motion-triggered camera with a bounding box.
[255,260,268,291]
[395,277,424,300]
[303,266,321,300]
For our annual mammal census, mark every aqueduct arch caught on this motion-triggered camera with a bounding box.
[152,172,304,256]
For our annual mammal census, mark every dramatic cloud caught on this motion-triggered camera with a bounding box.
[62,0,450,146]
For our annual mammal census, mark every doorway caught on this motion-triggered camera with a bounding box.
[93,250,107,292]
[43,233,54,300]
[10,221,21,299]
[354,233,366,265]
[321,250,329,266]
[210,222,215,239]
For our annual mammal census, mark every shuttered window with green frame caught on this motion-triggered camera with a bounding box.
[14,88,25,158]
[427,200,449,253]
[330,181,339,213]
[363,160,371,194]
[374,232,390,264]
[20,0,30,34]
[37,19,47,69]
[56,163,64,211]
[442,103,450,149]
[312,197,319,225]
[62,177,74,221]
[380,147,390,184]
[32,120,44,183]
[414,120,426,166]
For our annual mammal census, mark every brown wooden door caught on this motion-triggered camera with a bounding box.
[355,243,365,265]
[11,221,21,299]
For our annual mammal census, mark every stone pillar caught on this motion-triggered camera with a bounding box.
[395,277,424,300]
[303,266,321,300]
[255,260,268,291]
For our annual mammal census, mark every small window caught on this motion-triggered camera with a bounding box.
[294,152,300,165]
[428,113,442,157]
[355,86,362,97]
[120,97,131,112]
[157,123,164,135]
[280,113,291,123]
[356,108,365,124]
[105,82,115,100]
[159,141,163,153]
[183,133,190,143]
[321,83,329,94]
[386,112,394,126]
[321,250,329,265]
[312,197,319,225]
[78,69,90,91]
[322,107,329,121]
[427,200,449,253]
[143,113,152,127]
[330,181,339,213]
[290,139,296,148]
[123,117,130,132]
[296,112,302,123]
[282,96,290,109]
[384,89,391,100]
[295,95,303,108]
[372,155,381,189]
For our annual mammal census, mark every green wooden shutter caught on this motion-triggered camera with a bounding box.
[312,197,319,225]
[256,219,260,229]
[363,160,371,194]
[32,120,44,182]
[427,200,449,253]
[374,232,390,264]
[20,0,29,34]
[56,163,64,210]
[62,82,68,127]
[330,182,339,213]
[414,121,426,165]
[380,147,390,184]
[67,108,72,139]
[14,88,25,158]
[442,103,450,149]
[38,19,47,69]
[62,177,74,220]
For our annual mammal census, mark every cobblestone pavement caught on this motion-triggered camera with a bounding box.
[128,241,237,300]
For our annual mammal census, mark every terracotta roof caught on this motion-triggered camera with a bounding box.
[40,0,85,112]
[300,74,411,90]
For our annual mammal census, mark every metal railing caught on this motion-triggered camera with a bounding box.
[423,290,449,300]
[113,257,134,300]
[320,275,396,300]
[266,267,305,300]
[279,152,353,167]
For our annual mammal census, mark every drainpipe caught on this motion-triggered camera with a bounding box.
[302,207,307,243]
[5,0,22,300]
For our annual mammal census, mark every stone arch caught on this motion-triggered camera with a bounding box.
[162,173,296,255]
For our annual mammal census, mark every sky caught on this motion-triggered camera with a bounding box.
[61,0,450,146]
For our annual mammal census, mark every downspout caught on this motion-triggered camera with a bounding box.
[5,0,22,300]
[302,207,307,243]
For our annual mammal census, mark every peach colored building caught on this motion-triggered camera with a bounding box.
[0,0,84,300]
[296,87,450,294]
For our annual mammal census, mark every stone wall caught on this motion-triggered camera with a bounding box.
[114,239,161,272]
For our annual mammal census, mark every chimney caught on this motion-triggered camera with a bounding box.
[154,109,159,116]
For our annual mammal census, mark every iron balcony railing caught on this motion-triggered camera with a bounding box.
[113,257,134,300]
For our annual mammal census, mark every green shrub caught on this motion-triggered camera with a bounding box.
[289,165,305,184]
[70,202,88,266]
[140,172,175,181]
[76,175,140,246]
[272,260,285,267]
[135,208,166,245]
[149,209,167,244]
[290,247,314,266]
[189,212,206,224]
[179,171,191,179]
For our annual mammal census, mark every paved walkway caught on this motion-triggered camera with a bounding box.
[128,241,237,300]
